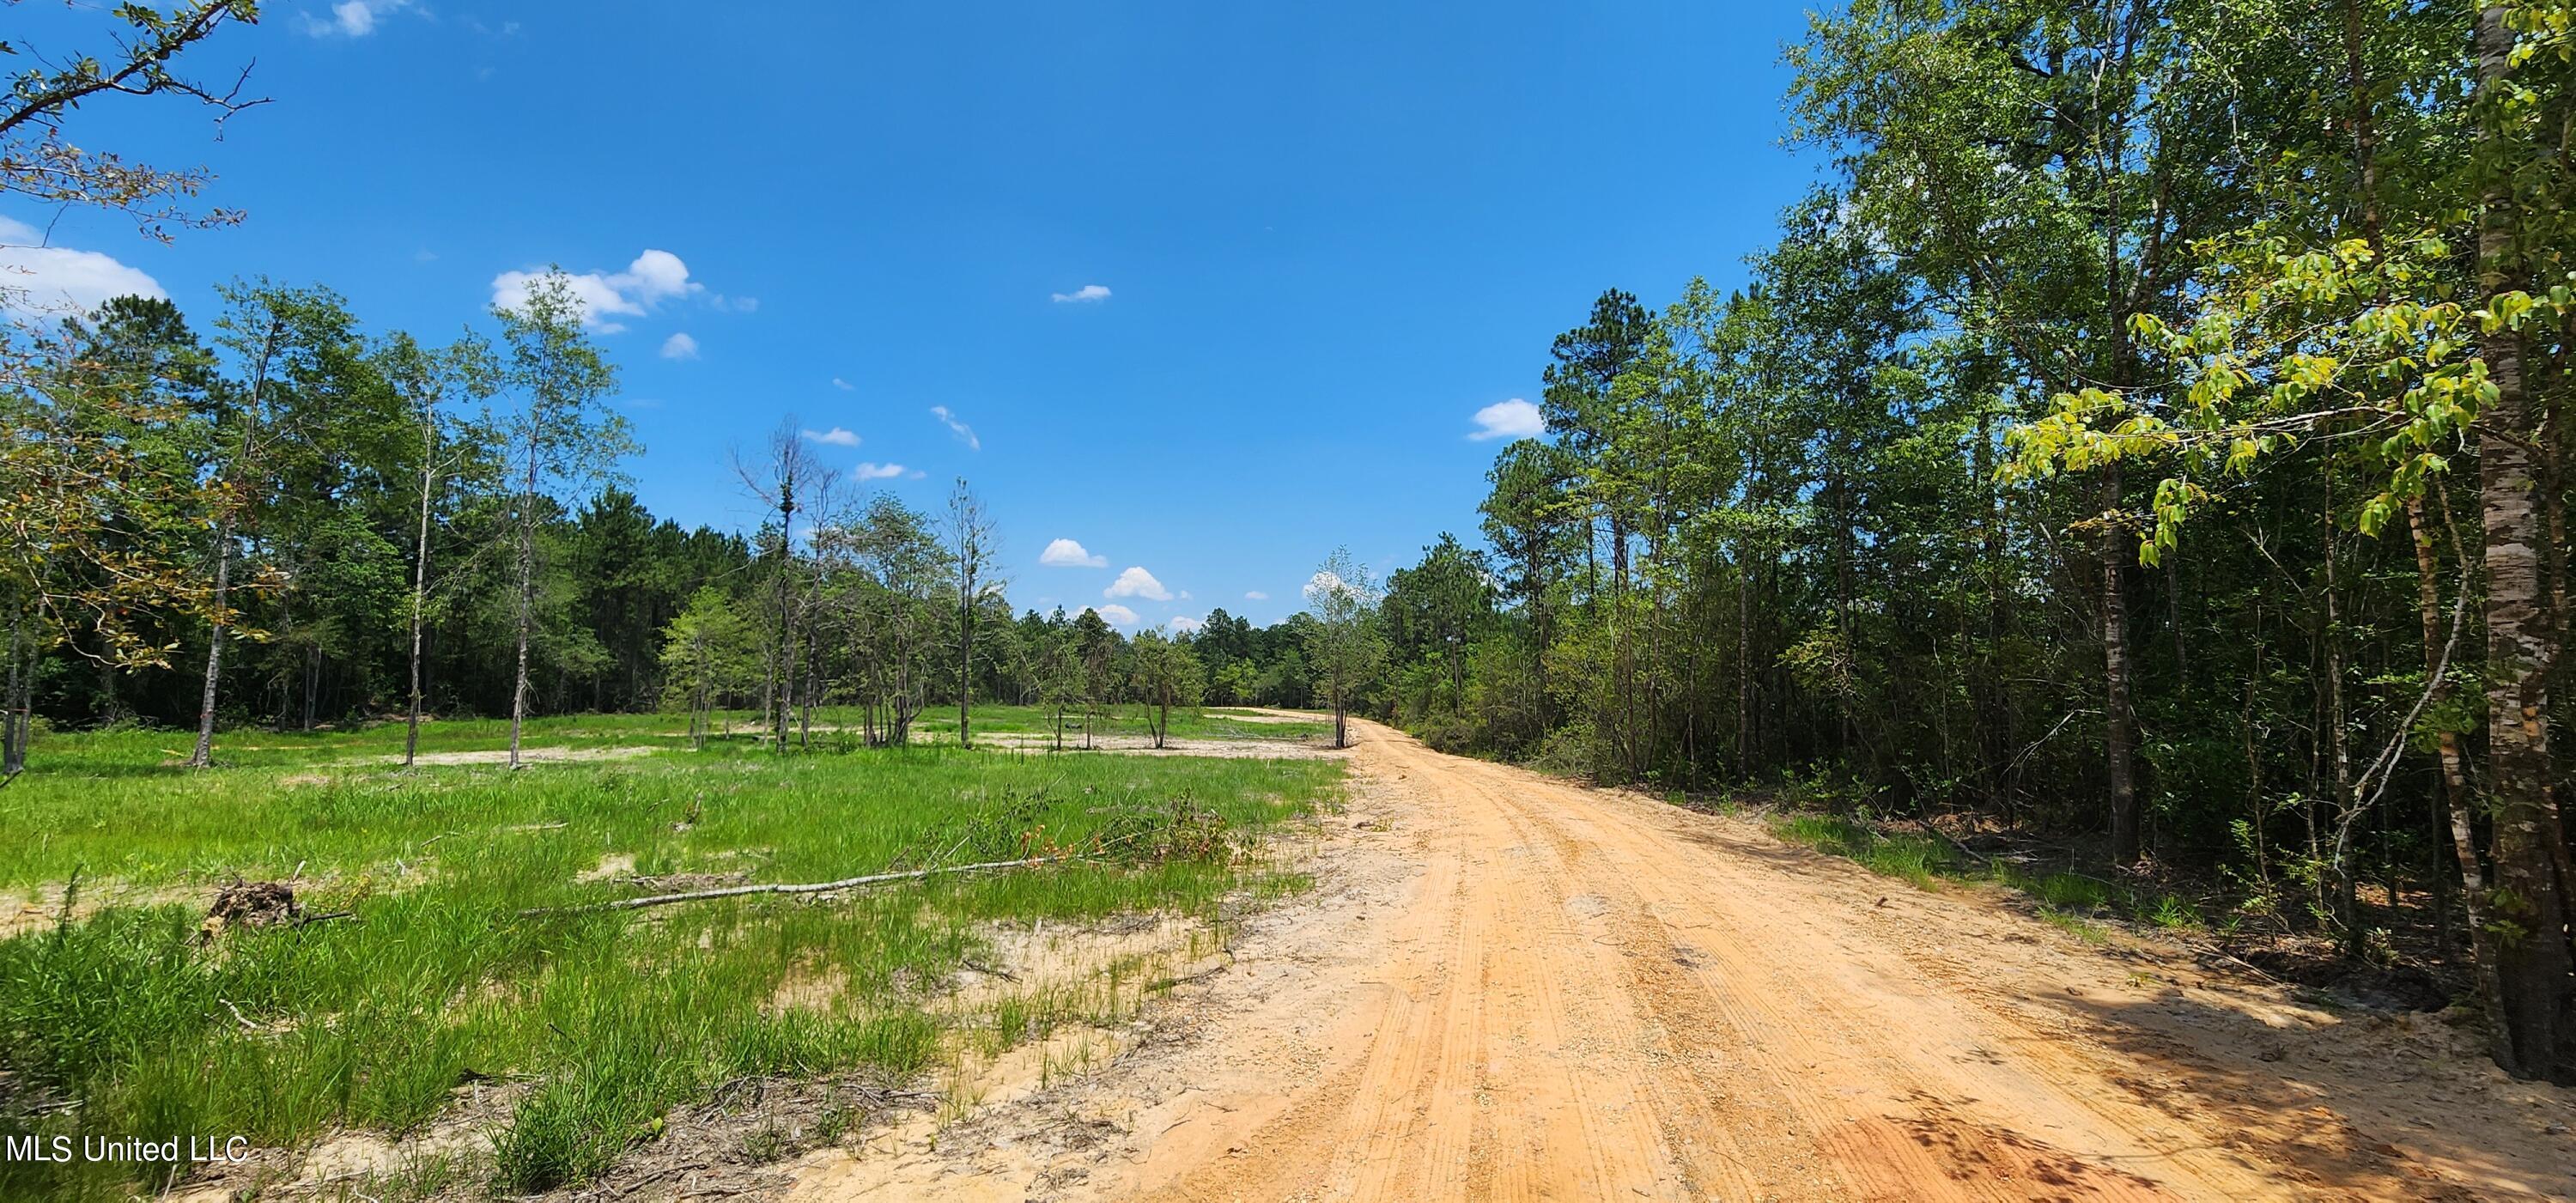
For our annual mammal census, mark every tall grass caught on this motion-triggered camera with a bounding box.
[0,724,1339,1198]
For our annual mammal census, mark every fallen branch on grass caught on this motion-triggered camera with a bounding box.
[519,854,1078,916]
[1917,815,1990,867]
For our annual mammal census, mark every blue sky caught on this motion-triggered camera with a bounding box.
[6,1,1819,631]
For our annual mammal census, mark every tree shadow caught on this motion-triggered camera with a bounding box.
[2051,981,2576,1200]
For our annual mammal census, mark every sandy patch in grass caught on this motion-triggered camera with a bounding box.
[1203,708,1327,725]
[574,852,637,883]
[941,912,1212,1015]
[373,744,665,767]
[787,909,1247,1200]
[169,1075,523,1202]
[2,879,208,940]
[290,1121,494,1192]
[766,962,850,1016]
[972,732,1341,761]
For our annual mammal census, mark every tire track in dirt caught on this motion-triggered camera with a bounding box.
[789,720,2576,1201]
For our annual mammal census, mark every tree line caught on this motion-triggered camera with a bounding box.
[1,279,1362,766]
[1361,0,2575,1083]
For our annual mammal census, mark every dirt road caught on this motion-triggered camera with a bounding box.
[793,720,2576,1200]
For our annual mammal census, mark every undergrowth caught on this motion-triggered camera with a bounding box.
[1741,799,2206,940]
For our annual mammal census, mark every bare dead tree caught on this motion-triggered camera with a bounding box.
[733,420,835,754]
[946,478,999,749]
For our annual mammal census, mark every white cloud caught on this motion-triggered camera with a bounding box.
[930,404,980,450]
[617,249,695,300]
[1086,604,1140,628]
[303,0,411,37]
[1178,590,1192,600]
[1304,570,1347,602]
[1050,283,1112,304]
[854,461,906,480]
[1040,538,1108,568]
[0,217,166,316]
[1468,398,1545,441]
[710,294,758,313]
[800,427,861,447]
[489,248,704,331]
[659,331,699,360]
[831,377,854,392]
[1105,566,1173,602]
[1170,614,1205,635]
[1244,590,1269,601]
[490,270,631,331]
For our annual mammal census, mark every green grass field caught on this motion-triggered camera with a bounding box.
[5,702,1327,780]
[0,709,1340,1198]
[832,702,1330,744]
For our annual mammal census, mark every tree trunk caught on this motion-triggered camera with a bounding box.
[2415,495,2500,1006]
[186,512,234,769]
[2103,465,2142,865]
[1533,543,1552,744]
[3,607,25,776]
[2324,477,2362,956]
[691,653,708,751]
[1735,541,1753,773]
[774,535,792,756]
[93,655,119,726]
[302,643,321,732]
[509,420,538,770]
[189,322,282,770]
[406,417,435,767]
[2474,0,2575,1084]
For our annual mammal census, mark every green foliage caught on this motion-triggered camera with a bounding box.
[659,586,758,730]
[1301,548,1386,745]
[1364,7,2576,1085]
[1127,629,1206,748]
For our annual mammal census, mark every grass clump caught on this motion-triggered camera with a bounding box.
[2038,908,2112,945]
[1767,814,1954,890]
[2143,893,2205,932]
[1990,863,2117,911]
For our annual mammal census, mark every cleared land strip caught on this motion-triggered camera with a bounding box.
[790,719,2576,1201]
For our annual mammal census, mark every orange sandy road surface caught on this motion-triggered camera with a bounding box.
[793,720,2576,1201]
